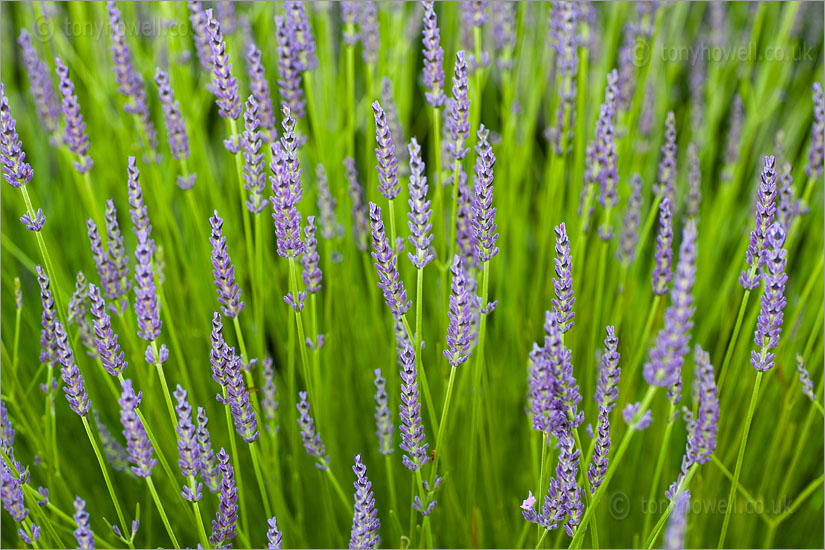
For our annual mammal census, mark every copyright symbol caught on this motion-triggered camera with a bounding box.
[631,37,650,67]
[609,491,630,520]
[33,15,55,42]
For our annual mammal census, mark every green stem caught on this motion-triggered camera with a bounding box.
[150,341,180,433]
[624,295,662,394]
[325,468,353,514]
[716,289,751,393]
[288,257,313,400]
[81,416,129,540]
[717,371,763,549]
[249,441,273,519]
[221,386,249,541]
[227,118,255,293]
[642,413,675,537]
[188,476,210,549]
[146,476,181,549]
[384,454,400,528]
[467,260,491,517]
[643,463,699,549]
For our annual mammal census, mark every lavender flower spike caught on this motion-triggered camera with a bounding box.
[269,107,305,259]
[359,2,380,65]
[154,68,193,189]
[588,326,620,493]
[373,369,394,455]
[286,1,318,72]
[558,432,583,536]
[246,44,277,144]
[127,158,161,341]
[301,216,323,293]
[618,174,643,265]
[399,344,429,471]
[686,143,701,220]
[740,156,777,290]
[1,462,28,522]
[37,265,59,366]
[447,51,471,164]
[687,346,718,465]
[297,391,329,470]
[73,497,94,549]
[806,82,824,179]
[372,101,400,200]
[89,283,127,377]
[796,354,817,402]
[224,349,259,442]
[197,407,221,493]
[119,378,156,477]
[55,321,91,416]
[657,111,677,205]
[210,448,238,545]
[349,454,380,550]
[407,138,434,268]
[104,200,131,314]
[369,202,411,315]
[205,8,241,120]
[652,197,673,295]
[444,255,473,367]
[472,125,499,262]
[242,95,267,213]
[1,83,35,190]
[346,158,369,251]
[552,223,575,333]
[174,385,203,501]
[188,1,212,72]
[261,357,279,432]
[751,222,788,372]
[267,517,283,550]
[94,410,130,472]
[18,30,60,133]
[644,220,698,387]
[55,57,92,173]
[622,402,652,430]
[209,210,245,318]
[664,490,690,550]
[421,2,446,108]
[274,16,305,120]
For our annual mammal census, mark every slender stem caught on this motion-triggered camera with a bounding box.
[150,341,180,433]
[384,454,400,527]
[81,416,129,539]
[624,295,662,395]
[228,118,255,292]
[447,160,461,262]
[569,423,599,548]
[717,371,763,549]
[146,476,181,549]
[249,441,273,519]
[427,365,458,488]
[221,386,249,540]
[325,468,352,514]
[188,476,210,549]
[772,473,825,525]
[288,258,313,400]
[642,413,675,537]
[467,260,491,516]
[12,307,21,372]
[345,37,356,158]
[716,289,751,393]
[254,214,265,356]
[643,463,698,549]
[569,386,658,548]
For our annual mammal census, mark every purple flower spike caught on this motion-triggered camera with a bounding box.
[346,158,369,251]
[261,357,279,432]
[657,111,677,205]
[269,107,305,259]
[297,391,329,470]
[549,1,579,154]
[286,1,318,72]
[399,344,429,471]
[127,159,161,342]
[267,517,283,550]
[107,1,158,157]
[373,369,394,455]
[369,202,411,316]
[55,321,91,416]
[594,327,620,412]
[797,354,817,401]
[359,2,380,65]
[463,0,489,27]
[20,208,45,231]
[664,490,690,550]
[740,156,777,290]
[301,216,323,293]
[777,162,801,232]
[94,410,130,472]
[18,30,60,133]
[618,174,643,265]
[316,164,341,241]
[210,312,227,386]
[73,497,94,549]
[444,255,473,367]
[104,200,131,314]
[493,2,516,71]
[341,2,359,45]
[242,96,267,213]
[0,401,13,453]
[197,407,221,493]
[588,408,610,494]
[210,448,238,546]
[119,378,156,477]
[1,84,35,188]
[407,138,434,268]
[188,1,212,72]
[421,2,446,108]
[224,348,259,443]
[623,402,652,430]
[205,8,241,120]
[552,223,575,332]
[19,525,40,545]
[645,220,698,387]
[372,101,400,200]
[154,68,190,166]
[472,125,499,262]
[209,211,245,318]
[36,266,59,366]
[349,454,380,550]
[68,273,96,358]
[807,82,824,179]
[687,346,718,465]
[89,283,127,377]
[652,197,673,295]
[447,51,471,164]
[752,223,788,372]
[174,385,202,501]
[275,16,306,120]
[1,461,28,522]
[55,57,93,173]
[245,44,277,144]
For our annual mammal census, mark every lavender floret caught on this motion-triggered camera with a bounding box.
[740,156,777,290]
[1,83,35,187]
[552,223,575,333]
[407,138,434,268]
[444,255,473,367]
[369,202,411,315]
[657,111,677,205]
[209,210,245,318]
[205,8,241,120]
[55,321,91,416]
[349,454,380,549]
[751,223,787,372]
[197,407,221,493]
[399,344,429,470]
[421,2,446,107]
[267,517,283,550]
[807,82,824,179]
[210,448,238,545]
[622,402,652,430]
[73,497,94,549]
[297,391,329,470]
[119,378,156,477]
[447,51,471,163]
[372,101,400,200]
[89,283,127,377]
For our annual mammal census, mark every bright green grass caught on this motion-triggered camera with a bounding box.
[0,2,823,549]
